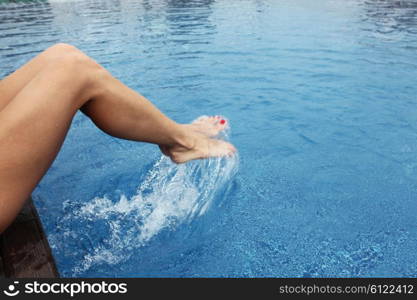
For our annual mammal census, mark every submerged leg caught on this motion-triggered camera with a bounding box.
[0,44,235,233]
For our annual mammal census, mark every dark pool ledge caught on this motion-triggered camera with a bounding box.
[0,197,59,278]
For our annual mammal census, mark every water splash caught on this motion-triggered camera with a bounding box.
[48,127,238,276]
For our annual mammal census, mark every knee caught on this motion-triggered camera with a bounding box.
[45,43,103,80]
[48,42,78,53]
[59,49,99,72]
[41,44,107,101]
[43,43,101,73]
[42,43,80,62]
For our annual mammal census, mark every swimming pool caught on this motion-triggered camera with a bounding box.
[1,0,417,277]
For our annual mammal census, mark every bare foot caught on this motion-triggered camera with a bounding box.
[183,115,228,137]
[163,134,236,163]
[159,117,236,163]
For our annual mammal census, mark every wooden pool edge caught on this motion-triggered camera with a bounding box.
[0,197,59,278]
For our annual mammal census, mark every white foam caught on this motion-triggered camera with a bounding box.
[63,144,238,275]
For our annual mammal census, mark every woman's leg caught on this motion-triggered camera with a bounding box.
[0,44,78,111]
[0,44,235,233]
[0,43,229,138]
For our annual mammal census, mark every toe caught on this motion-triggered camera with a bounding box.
[193,115,209,124]
[189,115,229,137]
[216,118,228,130]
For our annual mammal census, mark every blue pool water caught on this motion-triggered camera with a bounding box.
[1,0,417,277]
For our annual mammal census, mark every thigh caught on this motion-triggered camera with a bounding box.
[0,57,45,112]
[0,60,86,233]
[0,43,78,112]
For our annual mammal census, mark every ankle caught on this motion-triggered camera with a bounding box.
[170,124,197,150]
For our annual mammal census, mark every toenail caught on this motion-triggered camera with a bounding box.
[220,119,226,125]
